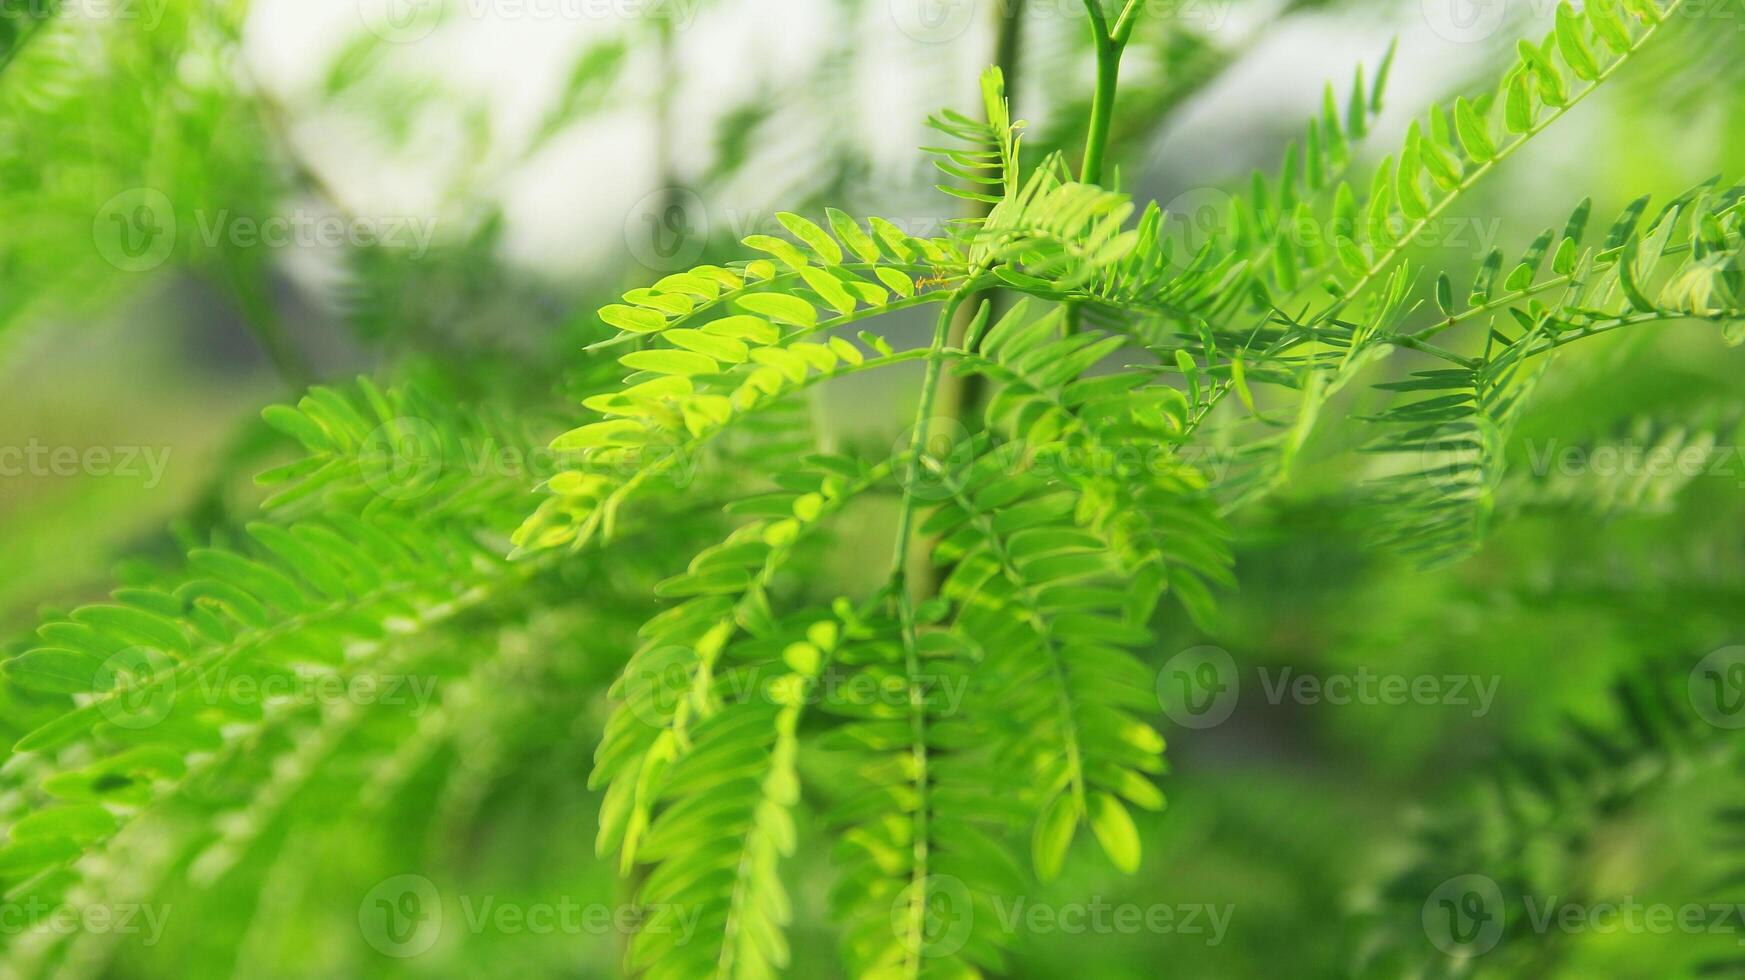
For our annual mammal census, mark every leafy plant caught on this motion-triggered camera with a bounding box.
[0,0,1741,977]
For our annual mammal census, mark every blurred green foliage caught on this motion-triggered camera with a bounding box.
[0,0,1743,977]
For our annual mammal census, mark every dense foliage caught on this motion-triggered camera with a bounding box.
[0,0,1742,977]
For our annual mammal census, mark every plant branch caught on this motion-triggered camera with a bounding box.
[941,0,1028,428]
[1321,0,1685,322]
[1078,0,1136,185]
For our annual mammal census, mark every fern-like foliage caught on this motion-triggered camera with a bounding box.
[1351,649,1745,978]
[0,381,563,948]
[7,0,1743,976]
[490,1,1745,963]
[1352,182,1745,563]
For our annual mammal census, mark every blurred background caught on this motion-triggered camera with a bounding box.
[2,0,1744,976]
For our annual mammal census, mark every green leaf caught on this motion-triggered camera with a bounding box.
[798,267,857,315]
[1175,349,1200,407]
[1418,130,1462,190]
[600,304,668,334]
[15,702,111,753]
[1321,82,1344,154]
[1605,194,1651,249]
[1471,248,1503,304]
[1370,38,1397,112]
[736,293,819,326]
[1562,197,1593,243]
[1505,70,1534,133]
[0,838,79,877]
[619,349,721,377]
[873,267,915,298]
[1367,158,1396,247]
[1589,0,1633,53]
[776,212,843,265]
[1525,38,1569,106]
[1231,353,1258,415]
[1552,237,1577,275]
[551,419,649,452]
[260,405,332,453]
[71,605,186,655]
[704,315,780,344]
[824,208,880,263]
[1088,793,1141,873]
[1617,237,1655,311]
[10,805,118,844]
[1435,273,1455,316]
[1346,63,1367,139]
[1395,146,1428,221]
[1032,792,1077,881]
[743,234,811,270]
[1555,3,1600,80]
[4,647,107,694]
[1335,236,1368,276]
[665,329,749,363]
[1453,97,1495,162]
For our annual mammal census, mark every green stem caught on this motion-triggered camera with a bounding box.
[941,0,1027,432]
[889,292,977,585]
[885,288,976,979]
[1078,0,1140,185]
[895,576,931,980]
[1387,333,1476,366]
[1080,37,1121,186]
[1408,244,1697,345]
